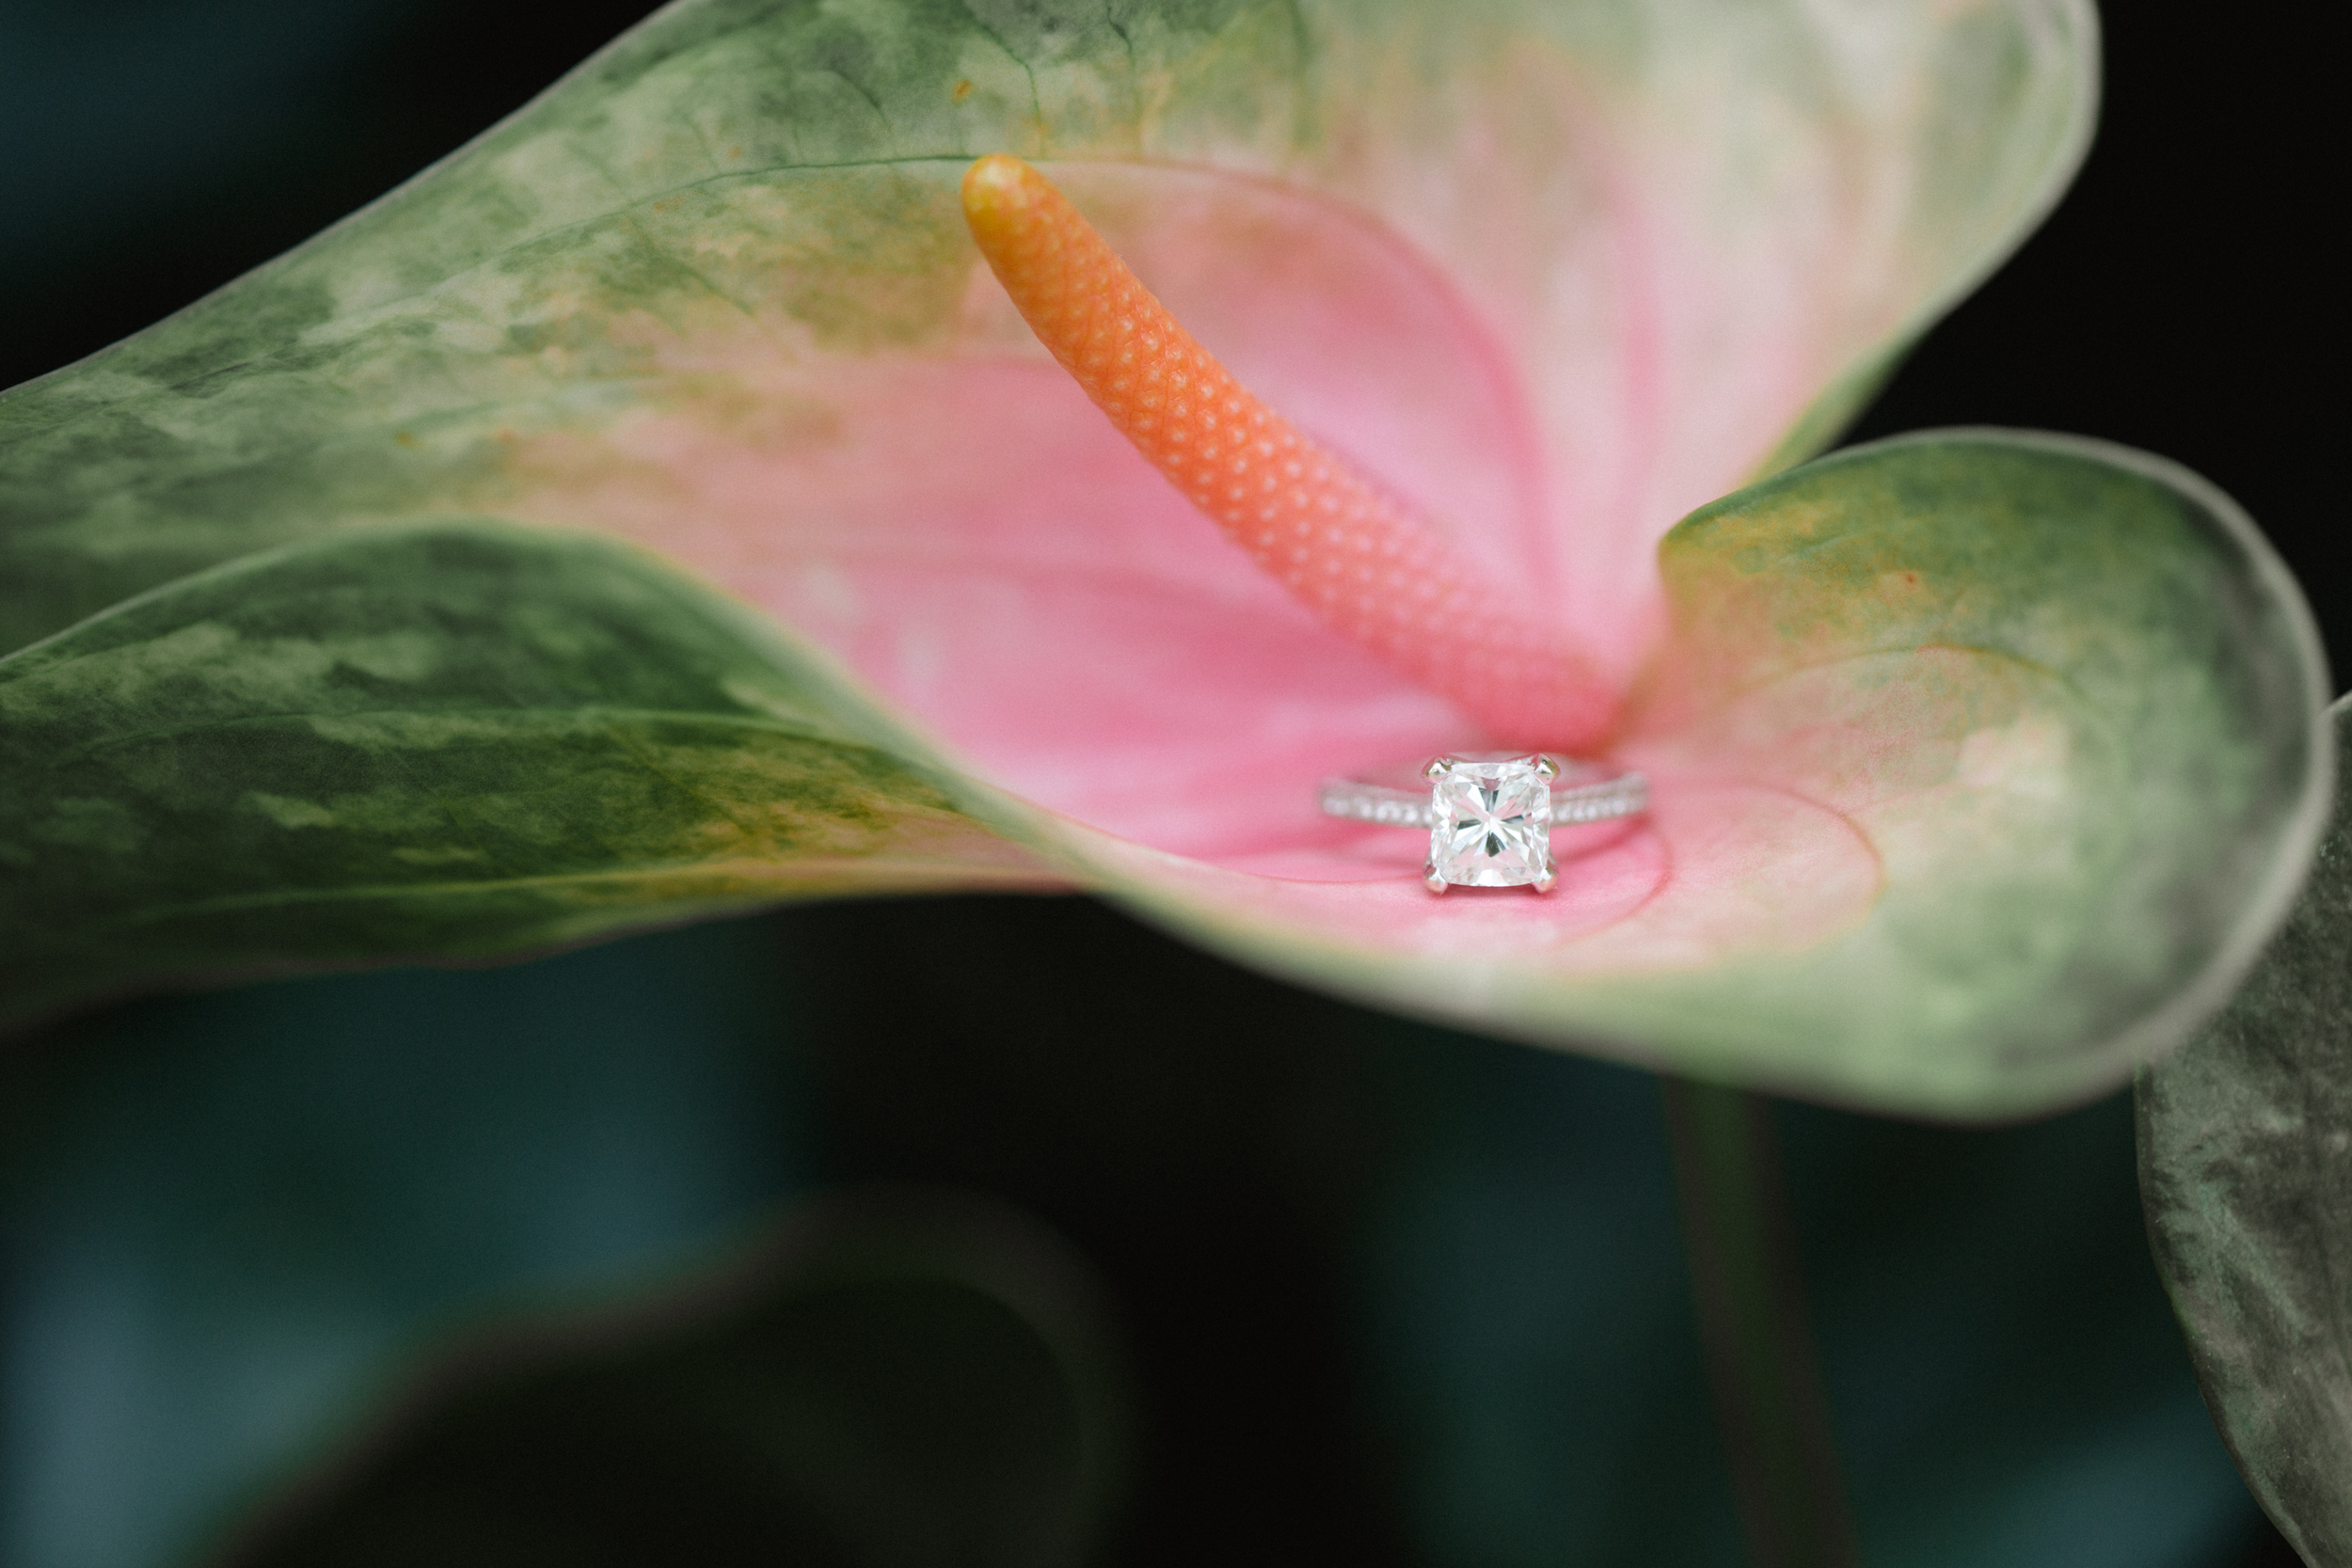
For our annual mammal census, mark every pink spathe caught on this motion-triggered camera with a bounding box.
[506,159,1889,948]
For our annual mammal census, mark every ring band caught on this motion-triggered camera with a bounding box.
[1318,752,1647,894]
[1317,767,1649,830]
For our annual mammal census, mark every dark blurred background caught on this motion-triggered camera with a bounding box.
[0,3,2333,1566]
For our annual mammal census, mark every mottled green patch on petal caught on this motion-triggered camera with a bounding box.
[0,523,1052,1030]
[1082,434,2328,1117]
[0,0,1311,655]
[1613,433,2328,1111]
[2137,697,2352,1565]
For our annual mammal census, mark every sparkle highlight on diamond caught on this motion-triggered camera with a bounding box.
[1423,753,1557,893]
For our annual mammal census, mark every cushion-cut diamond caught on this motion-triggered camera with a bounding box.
[1427,754,1554,891]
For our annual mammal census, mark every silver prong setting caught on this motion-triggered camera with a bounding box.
[1324,754,1647,893]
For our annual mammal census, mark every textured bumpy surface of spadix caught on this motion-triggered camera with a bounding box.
[0,0,2332,1116]
[960,153,1612,749]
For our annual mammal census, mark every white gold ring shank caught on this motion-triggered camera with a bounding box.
[1317,753,1647,895]
[1316,771,1649,831]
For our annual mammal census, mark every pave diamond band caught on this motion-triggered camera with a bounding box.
[1316,768,1650,831]
[1318,753,1648,894]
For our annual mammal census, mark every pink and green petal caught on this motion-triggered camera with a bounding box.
[1039,434,2329,1117]
[0,0,2095,657]
[9,0,2315,1121]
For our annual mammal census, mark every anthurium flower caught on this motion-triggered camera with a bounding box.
[0,0,2326,1117]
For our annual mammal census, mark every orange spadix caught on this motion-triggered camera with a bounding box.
[959,154,1616,750]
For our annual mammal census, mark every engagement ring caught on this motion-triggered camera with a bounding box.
[1318,753,1649,894]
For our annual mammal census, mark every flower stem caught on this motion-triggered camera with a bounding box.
[1660,1077,1863,1568]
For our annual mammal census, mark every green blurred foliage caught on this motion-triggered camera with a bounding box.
[0,895,2292,1567]
[0,918,807,1567]
[222,1190,1130,1568]
[1356,1025,2259,1566]
[2140,700,2352,1564]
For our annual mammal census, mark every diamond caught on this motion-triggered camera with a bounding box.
[1424,753,1556,892]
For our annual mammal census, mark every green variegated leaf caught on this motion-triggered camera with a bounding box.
[0,523,1050,1025]
[2137,697,2352,1566]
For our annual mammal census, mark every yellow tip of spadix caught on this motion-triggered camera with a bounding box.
[961,153,1041,232]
